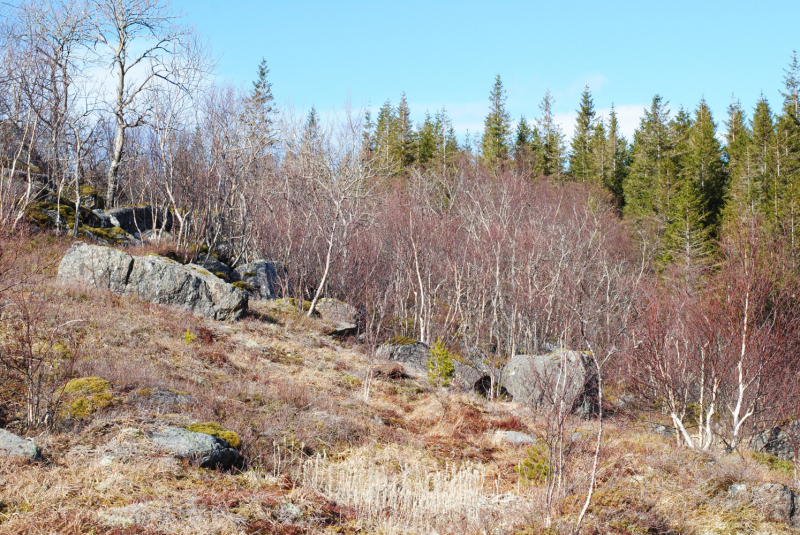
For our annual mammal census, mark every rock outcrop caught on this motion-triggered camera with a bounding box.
[376,338,485,388]
[752,424,798,460]
[57,242,248,320]
[501,349,596,414]
[0,429,41,459]
[314,298,356,324]
[232,260,285,300]
[149,426,238,468]
[94,206,172,236]
[727,482,800,527]
[195,254,231,279]
[378,340,431,372]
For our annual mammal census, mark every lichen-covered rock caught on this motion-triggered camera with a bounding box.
[314,298,357,324]
[494,430,537,446]
[195,254,231,278]
[752,424,798,460]
[754,483,796,524]
[726,482,800,526]
[501,349,597,414]
[56,242,134,293]
[127,257,247,320]
[61,376,116,418]
[232,260,286,300]
[97,206,172,235]
[185,422,241,449]
[136,387,195,407]
[0,428,41,459]
[57,243,248,321]
[149,426,238,468]
[377,340,431,372]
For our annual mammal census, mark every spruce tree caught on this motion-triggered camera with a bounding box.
[604,105,629,205]
[777,51,800,247]
[624,95,674,231]
[245,57,277,150]
[417,111,437,165]
[482,75,511,169]
[373,99,397,167]
[513,115,539,175]
[392,92,415,169]
[590,118,608,183]
[685,98,726,236]
[251,58,275,122]
[536,90,566,179]
[663,177,711,270]
[569,86,596,183]
[301,106,321,152]
[722,98,754,227]
[751,94,776,219]
[434,107,458,167]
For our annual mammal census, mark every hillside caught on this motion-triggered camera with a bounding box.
[0,231,797,535]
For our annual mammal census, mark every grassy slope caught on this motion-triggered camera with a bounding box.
[0,234,796,535]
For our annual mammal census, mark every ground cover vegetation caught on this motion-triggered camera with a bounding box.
[2,0,800,533]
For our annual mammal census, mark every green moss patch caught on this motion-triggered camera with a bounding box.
[84,226,128,243]
[274,298,312,312]
[186,422,241,449]
[232,281,254,292]
[25,200,103,229]
[61,376,115,419]
[751,451,794,477]
[214,271,229,281]
[386,335,417,346]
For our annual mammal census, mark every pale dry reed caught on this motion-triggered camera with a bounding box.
[298,447,530,533]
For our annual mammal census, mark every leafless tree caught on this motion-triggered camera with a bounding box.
[90,0,188,206]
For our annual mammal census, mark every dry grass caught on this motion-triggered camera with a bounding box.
[0,231,799,534]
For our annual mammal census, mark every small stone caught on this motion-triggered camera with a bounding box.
[149,426,238,468]
[0,428,41,460]
[494,430,537,446]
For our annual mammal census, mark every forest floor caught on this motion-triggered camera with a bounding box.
[0,233,796,535]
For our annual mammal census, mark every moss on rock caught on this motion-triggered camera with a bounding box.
[185,422,241,449]
[386,335,417,346]
[83,226,128,244]
[61,376,115,419]
[232,281,254,292]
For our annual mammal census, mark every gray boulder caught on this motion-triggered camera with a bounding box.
[149,427,238,468]
[195,254,231,279]
[0,428,41,459]
[95,206,172,235]
[755,483,796,524]
[501,349,596,414]
[127,257,247,320]
[494,430,537,446]
[376,340,487,388]
[314,298,357,324]
[57,243,248,321]
[378,341,431,372]
[56,241,134,293]
[232,260,285,300]
[727,483,800,526]
[752,424,798,460]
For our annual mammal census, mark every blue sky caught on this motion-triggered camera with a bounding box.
[173,0,799,143]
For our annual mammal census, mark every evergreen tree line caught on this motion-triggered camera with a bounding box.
[363,54,800,266]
